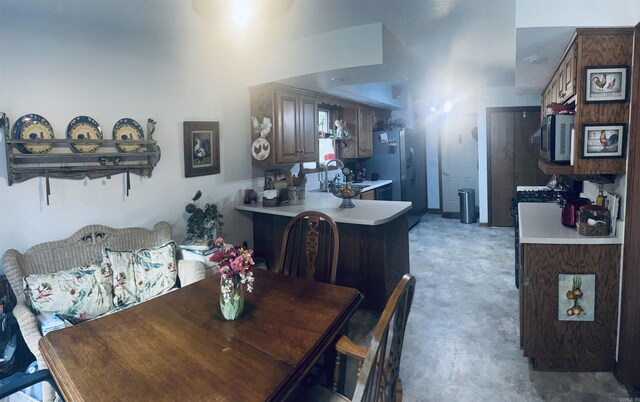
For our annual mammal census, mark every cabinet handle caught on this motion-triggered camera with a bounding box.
[522,277,530,287]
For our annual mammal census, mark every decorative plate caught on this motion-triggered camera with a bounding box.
[251,137,270,161]
[12,114,55,154]
[113,118,143,153]
[67,116,102,153]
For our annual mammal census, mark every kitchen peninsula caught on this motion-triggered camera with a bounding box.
[518,202,622,371]
[236,190,412,311]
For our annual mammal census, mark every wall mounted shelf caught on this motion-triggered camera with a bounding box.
[2,113,161,186]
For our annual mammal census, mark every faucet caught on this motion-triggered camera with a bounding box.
[321,159,344,191]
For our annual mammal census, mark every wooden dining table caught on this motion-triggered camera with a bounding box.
[38,269,363,401]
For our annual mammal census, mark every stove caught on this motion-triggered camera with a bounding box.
[516,186,567,203]
[511,186,568,289]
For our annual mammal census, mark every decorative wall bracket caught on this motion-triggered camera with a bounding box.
[2,113,161,186]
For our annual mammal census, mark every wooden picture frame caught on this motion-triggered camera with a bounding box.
[581,123,626,158]
[584,65,628,103]
[183,121,220,177]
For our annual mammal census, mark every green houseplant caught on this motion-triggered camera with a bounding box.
[185,190,224,241]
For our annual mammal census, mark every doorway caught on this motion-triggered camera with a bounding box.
[487,107,547,227]
[438,112,478,219]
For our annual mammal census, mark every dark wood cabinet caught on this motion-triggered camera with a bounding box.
[251,85,317,166]
[520,243,620,371]
[357,106,374,157]
[338,105,374,159]
[539,28,632,176]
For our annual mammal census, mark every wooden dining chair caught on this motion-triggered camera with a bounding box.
[278,211,339,284]
[306,274,416,402]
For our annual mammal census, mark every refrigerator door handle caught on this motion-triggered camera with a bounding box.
[407,148,416,181]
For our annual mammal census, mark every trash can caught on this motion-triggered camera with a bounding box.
[458,188,475,224]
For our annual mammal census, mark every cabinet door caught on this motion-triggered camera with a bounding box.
[360,190,375,200]
[357,106,374,157]
[338,103,358,158]
[562,43,577,100]
[298,95,318,162]
[275,90,300,164]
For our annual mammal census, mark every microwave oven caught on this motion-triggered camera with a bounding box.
[540,114,574,164]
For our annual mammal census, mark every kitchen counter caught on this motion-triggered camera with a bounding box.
[518,202,622,245]
[354,179,392,192]
[236,184,411,311]
[236,184,410,226]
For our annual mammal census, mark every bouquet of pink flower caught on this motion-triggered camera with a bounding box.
[209,237,255,305]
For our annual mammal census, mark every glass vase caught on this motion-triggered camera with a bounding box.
[219,276,244,320]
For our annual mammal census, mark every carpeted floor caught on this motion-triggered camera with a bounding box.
[343,213,630,401]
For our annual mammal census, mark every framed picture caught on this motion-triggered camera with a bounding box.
[558,274,595,322]
[584,65,628,103]
[183,121,220,178]
[582,124,626,158]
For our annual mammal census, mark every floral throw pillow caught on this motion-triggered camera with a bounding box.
[102,242,178,306]
[23,264,114,324]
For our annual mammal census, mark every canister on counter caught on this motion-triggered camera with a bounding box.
[577,205,611,236]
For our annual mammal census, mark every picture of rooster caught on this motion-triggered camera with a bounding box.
[606,78,617,89]
[592,73,607,89]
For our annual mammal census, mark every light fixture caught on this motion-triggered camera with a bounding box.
[443,102,453,113]
[231,0,251,26]
[192,0,294,27]
[430,106,437,113]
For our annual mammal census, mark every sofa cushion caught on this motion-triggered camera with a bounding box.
[23,264,114,323]
[102,242,178,306]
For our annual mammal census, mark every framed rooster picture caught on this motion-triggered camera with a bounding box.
[584,66,628,103]
[183,121,220,177]
[582,123,626,158]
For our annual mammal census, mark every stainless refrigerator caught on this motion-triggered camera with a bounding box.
[362,128,427,228]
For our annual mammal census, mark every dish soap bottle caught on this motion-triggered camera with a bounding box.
[596,184,605,207]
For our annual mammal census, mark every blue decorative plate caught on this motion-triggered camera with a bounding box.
[113,118,143,153]
[67,116,102,153]
[12,114,55,154]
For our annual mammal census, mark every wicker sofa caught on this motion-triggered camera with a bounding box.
[2,221,206,401]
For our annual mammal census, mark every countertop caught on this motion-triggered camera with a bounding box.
[518,202,623,245]
[235,183,411,226]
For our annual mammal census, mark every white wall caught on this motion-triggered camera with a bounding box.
[0,1,260,274]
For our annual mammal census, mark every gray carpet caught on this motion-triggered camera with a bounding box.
[343,213,630,401]
[400,214,630,401]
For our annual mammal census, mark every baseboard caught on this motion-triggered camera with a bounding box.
[478,222,490,227]
[427,209,440,214]
[441,212,460,220]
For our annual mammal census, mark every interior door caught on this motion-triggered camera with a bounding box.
[439,113,478,215]
[488,107,545,226]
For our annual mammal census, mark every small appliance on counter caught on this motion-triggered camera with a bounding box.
[561,198,591,227]
[577,205,611,236]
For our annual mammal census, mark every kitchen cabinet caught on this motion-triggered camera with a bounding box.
[518,203,622,371]
[338,105,374,158]
[360,189,375,200]
[251,84,385,165]
[250,85,317,166]
[520,243,620,371]
[539,28,632,176]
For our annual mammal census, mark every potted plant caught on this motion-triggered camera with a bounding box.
[184,190,224,242]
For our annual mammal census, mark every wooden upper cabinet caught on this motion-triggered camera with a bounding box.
[539,28,632,176]
[298,94,318,162]
[251,84,383,165]
[357,106,374,157]
[275,89,301,164]
[560,43,577,101]
[250,85,317,166]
